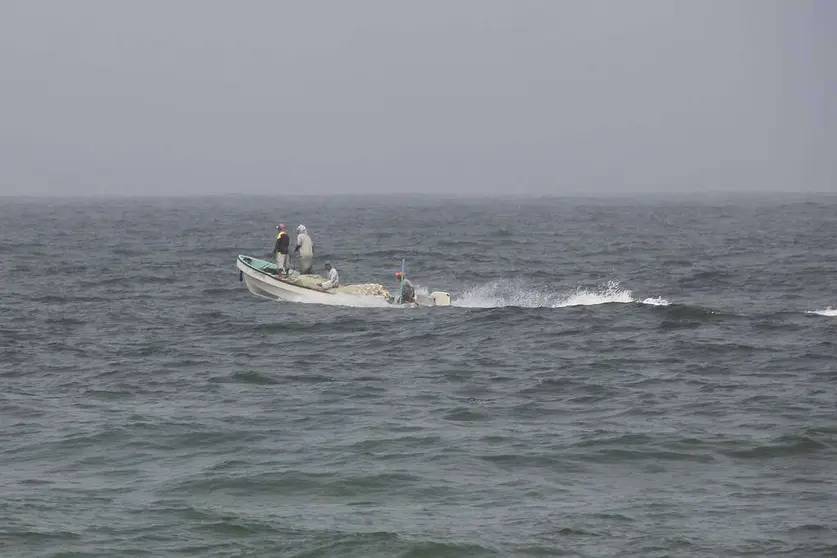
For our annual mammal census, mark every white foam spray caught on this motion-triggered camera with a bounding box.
[451,279,668,309]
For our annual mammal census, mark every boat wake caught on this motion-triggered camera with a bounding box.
[451,279,670,309]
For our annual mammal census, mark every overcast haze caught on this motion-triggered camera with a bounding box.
[1,0,834,197]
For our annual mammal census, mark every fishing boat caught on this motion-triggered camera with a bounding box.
[235,254,451,307]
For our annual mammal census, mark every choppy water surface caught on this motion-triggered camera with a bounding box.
[1,194,836,557]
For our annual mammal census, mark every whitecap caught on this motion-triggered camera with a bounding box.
[806,307,837,317]
[641,297,671,307]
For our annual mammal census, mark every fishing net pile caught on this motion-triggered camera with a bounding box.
[338,283,392,298]
[291,274,326,290]
[289,273,392,298]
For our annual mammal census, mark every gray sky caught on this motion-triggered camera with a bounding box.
[1,0,834,196]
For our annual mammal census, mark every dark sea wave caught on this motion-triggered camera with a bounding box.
[2,195,837,557]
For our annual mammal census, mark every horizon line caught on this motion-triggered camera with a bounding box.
[1,189,834,201]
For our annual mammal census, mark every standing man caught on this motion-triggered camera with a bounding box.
[272,223,290,275]
[294,224,314,275]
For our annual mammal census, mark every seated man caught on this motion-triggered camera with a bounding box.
[395,271,415,304]
[319,262,340,289]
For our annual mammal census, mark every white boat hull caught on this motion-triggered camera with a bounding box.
[235,254,451,308]
[237,259,339,304]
